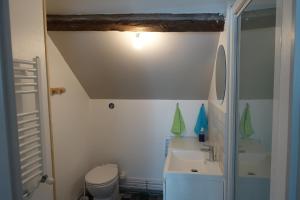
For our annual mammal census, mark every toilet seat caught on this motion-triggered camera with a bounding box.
[86,176,118,188]
[85,164,118,186]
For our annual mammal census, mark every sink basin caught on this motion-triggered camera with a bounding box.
[163,138,224,200]
[163,149,224,200]
[164,149,222,176]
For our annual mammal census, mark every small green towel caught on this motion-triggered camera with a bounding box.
[240,103,254,138]
[171,103,186,136]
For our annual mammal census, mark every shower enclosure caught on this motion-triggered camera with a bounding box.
[233,0,276,199]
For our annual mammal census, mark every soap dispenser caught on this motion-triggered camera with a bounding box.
[199,128,206,142]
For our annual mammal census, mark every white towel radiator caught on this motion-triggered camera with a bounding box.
[13,57,48,199]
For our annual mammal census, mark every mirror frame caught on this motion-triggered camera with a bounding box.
[215,44,227,105]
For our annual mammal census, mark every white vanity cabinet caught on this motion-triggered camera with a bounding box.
[163,137,224,200]
[164,173,224,200]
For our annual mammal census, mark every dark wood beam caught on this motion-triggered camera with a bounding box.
[47,13,224,32]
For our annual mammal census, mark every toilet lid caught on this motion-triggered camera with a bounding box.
[85,164,118,185]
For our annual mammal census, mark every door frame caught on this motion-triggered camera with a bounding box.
[270,0,296,199]
[0,0,23,199]
[227,1,252,200]
[287,0,300,199]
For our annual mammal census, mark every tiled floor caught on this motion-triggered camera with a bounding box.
[120,192,163,200]
[81,190,163,200]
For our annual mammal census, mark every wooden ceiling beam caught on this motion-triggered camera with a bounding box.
[47,13,225,32]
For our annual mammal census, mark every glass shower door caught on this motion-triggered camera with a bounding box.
[235,1,276,199]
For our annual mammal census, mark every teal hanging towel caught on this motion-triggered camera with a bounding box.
[194,104,208,135]
[240,103,254,138]
[171,103,186,136]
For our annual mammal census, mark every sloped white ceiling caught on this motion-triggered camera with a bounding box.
[46,0,227,14]
[49,32,220,99]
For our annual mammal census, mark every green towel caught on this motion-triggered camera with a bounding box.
[171,103,186,136]
[240,103,254,138]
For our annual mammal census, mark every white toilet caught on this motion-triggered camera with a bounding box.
[85,164,119,200]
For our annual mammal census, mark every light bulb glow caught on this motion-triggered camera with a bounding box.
[131,32,157,50]
[133,33,144,49]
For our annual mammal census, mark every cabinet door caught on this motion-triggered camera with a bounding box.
[165,175,224,200]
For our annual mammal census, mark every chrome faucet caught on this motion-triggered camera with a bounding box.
[200,144,216,161]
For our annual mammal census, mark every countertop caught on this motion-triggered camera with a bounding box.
[168,136,206,151]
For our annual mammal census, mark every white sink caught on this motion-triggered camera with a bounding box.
[164,149,222,176]
[163,149,224,200]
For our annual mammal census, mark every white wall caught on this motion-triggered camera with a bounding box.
[89,100,206,179]
[207,28,228,170]
[47,37,97,200]
[207,5,230,198]
[208,11,229,112]
[207,15,228,167]
[9,0,54,199]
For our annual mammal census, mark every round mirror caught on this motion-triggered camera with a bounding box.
[215,45,226,104]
